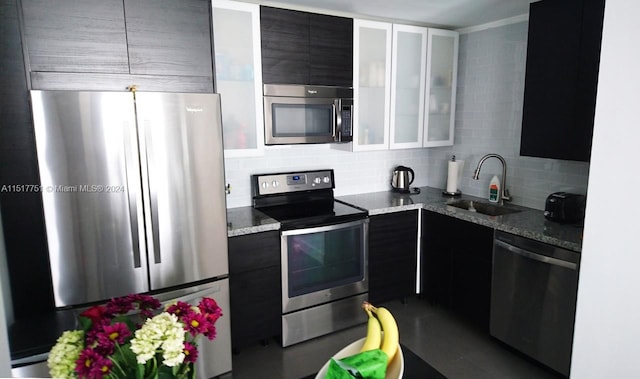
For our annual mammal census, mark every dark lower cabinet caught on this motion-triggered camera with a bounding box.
[228,231,281,350]
[260,6,353,87]
[520,0,605,162]
[368,211,418,304]
[422,210,493,331]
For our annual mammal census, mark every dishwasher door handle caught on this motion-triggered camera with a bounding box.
[495,239,577,270]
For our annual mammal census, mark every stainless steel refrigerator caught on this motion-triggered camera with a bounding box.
[30,90,231,378]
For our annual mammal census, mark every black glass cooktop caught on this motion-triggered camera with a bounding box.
[256,199,367,229]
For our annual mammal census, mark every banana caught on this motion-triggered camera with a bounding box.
[360,306,382,352]
[363,302,399,361]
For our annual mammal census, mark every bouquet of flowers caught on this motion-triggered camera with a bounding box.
[47,293,222,379]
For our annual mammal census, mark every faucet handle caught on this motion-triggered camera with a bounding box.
[502,188,511,202]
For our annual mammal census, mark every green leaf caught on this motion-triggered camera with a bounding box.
[157,365,175,379]
[136,363,145,379]
[78,316,92,331]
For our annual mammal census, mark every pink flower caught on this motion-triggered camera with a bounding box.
[183,342,199,363]
[166,301,194,319]
[131,294,161,311]
[182,312,209,337]
[105,296,135,316]
[203,323,217,341]
[75,348,111,379]
[198,297,220,314]
[89,356,112,379]
[85,319,110,345]
[96,322,131,354]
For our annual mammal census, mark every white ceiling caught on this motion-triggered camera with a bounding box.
[252,0,536,29]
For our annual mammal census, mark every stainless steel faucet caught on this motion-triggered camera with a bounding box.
[472,154,511,203]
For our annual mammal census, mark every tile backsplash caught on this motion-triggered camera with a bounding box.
[224,20,589,210]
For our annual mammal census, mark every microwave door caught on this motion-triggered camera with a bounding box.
[264,97,337,145]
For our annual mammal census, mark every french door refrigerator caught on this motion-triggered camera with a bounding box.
[30,90,231,378]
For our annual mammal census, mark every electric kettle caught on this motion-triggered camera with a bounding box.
[391,166,414,193]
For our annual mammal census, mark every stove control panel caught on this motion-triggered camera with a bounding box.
[253,169,334,196]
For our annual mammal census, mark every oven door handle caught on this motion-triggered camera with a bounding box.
[281,218,368,237]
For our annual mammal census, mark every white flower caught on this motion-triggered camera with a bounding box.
[130,312,186,366]
[47,330,84,379]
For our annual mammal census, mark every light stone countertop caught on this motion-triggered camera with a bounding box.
[337,187,583,252]
[226,186,583,252]
[226,206,279,237]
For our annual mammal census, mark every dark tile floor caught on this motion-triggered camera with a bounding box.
[225,297,564,379]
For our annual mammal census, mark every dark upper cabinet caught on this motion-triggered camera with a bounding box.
[20,0,214,92]
[520,0,605,162]
[260,6,310,85]
[309,13,353,86]
[124,0,213,77]
[20,0,130,74]
[260,6,353,87]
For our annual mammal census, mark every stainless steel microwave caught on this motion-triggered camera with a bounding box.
[263,84,353,145]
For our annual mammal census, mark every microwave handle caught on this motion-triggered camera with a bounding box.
[333,101,339,138]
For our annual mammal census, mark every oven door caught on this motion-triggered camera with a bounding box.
[281,218,368,314]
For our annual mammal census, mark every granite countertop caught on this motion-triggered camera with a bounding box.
[226,187,583,252]
[226,206,280,237]
[337,187,583,252]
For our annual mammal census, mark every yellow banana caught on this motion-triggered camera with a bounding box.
[365,302,399,361]
[360,306,382,352]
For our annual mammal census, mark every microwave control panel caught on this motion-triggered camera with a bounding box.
[253,169,334,196]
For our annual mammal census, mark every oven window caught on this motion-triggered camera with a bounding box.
[286,223,364,297]
[272,103,333,137]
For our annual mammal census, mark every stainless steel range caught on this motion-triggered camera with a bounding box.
[252,169,369,347]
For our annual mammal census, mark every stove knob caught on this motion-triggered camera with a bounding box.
[272,180,279,188]
[323,176,331,184]
[313,177,321,184]
[261,181,269,189]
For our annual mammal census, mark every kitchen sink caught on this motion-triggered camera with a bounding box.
[446,199,521,216]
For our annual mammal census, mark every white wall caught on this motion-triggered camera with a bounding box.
[425,20,590,210]
[571,1,640,376]
[224,145,434,208]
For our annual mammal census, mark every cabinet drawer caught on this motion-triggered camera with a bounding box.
[228,231,280,273]
[230,265,281,349]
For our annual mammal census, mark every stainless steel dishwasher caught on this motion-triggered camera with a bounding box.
[490,231,580,377]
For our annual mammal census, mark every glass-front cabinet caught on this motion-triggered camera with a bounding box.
[390,24,427,149]
[423,29,459,147]
[352,20,392,151]
[212,0,264,157]
[350,19,457,151]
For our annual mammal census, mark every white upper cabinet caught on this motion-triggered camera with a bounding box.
[352,20,392,151]
[212,0,264,157]
[423,29,459,147]
[390,24,427,149]
[351,19,458,151]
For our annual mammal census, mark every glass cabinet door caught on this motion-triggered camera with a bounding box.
[390,24,427,149]
[423,29,459,147]
[352,19,392,151]
[212,0,264,156]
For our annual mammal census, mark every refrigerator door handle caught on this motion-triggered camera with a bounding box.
[124,120,143,268]
[142,119,162,265]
